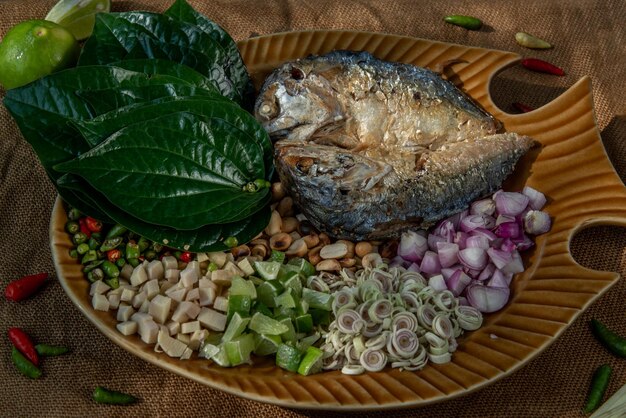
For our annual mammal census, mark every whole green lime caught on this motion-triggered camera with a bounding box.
[0,19,80,90]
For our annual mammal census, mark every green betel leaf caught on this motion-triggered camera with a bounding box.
[57,174,270,252]
[110,58,219,92]
[75,83,221,115]
[2,65,181,177]
[78,11,251,105]
[56,112,269,229]
[164,0,254,109]
[74,97,274,178]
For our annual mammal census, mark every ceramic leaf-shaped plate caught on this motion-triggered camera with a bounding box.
[50,30,626,410]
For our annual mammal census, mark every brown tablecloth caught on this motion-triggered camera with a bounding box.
[1,0,625,416]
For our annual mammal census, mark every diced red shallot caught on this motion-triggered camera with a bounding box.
[477,263,496,281]
[470,198,496,216]
[436,242,459,268]
[420,251,441,274]
[466,283,510,313]
[446,270,471,296]
[398,230,428,262]
[494,191,530,216]
[458,247,488,270]
[522,186,547,210]
[486,247,513,269]
[494,221,520,239]
[466,235,490,249]
[524,210,552,235]
[428,274,448,291]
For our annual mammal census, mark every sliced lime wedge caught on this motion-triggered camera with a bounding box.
[277,316,297,343]
[210,344,231,367]
[256,280,284,308]
[287,257,316,277]
[222,312,251,343]
[224,333,255,366]
[302,287,333,311]
[253,333,281,356]
[226,294,252,323]
[276,343,303,372]
[254,261,281,281]
[274,288,297,309]
[248,312,289,335]
[229,276,257,299]
[45,0,111,41]
[297,346,324,376]
[294,313,313,333]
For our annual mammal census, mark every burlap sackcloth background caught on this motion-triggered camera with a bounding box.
[0,0,625,416]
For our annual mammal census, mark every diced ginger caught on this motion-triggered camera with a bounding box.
[223,261,244,277]
[139,298,150,313]
[132,291,147,309]
[165,269,180,284]
[108,293,121,309]
[149,295,172,324]
[180,261,200,287]
[160,281,174,294]
[198,278,216,289]
[120,288,136,303]
[180,347,193,360]
[176,333,191,345]
[207,251,228,268]
[116,321,138,336]
[130,312,152,325]
[165,320,180,336]
[197,307,227,331]
[181,320,200,334]
[237,258,256,276]
[161,255,178,271]
[165,287,187,303]
[90,281,110,296]
[130,264,148,287]
[211,269,234,286]
[198,287,216,307]
[213,296,229,312]
[117,304,135,322]
[185,288,200,302]
[92,294,110,311]
[171,301,201,323]
[157,329,188,358]
[146,259,164,281]
[196,252,209,263]
[189,329,208,351]
[120,263,134,280]
[142,279,160,300]
[138,318,159,344]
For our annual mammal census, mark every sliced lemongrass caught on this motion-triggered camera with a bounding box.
[336,309,364,334]
[454,305,483,330]
[362,320,385,338]
[365,331,389,350]
[425,332,449,355]
[341,364,365,375]
[428,351,452,364]
[344,342,360,363]
[392,311,418,332]
[367,299,393,323]
[433,290,457,311]
[391,328,420,358]
[360,348,388,372]
[432,313,454,339]
[332,288,356,314]
[416,305,437,328]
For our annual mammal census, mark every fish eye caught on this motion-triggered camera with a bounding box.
[290,66,305,80]
[257,96,279,120]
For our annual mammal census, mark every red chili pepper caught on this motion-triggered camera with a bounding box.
[4,272,48,302]
[85,216,103,233]
[8,328,39,366]
[107,249,122,263]
[512,102,535,113]
[180,252,193,263]
[521,58,565,76]
[79,218,92,238]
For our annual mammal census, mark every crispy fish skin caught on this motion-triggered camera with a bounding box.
[275,133,533,240]
[256,50,534,240]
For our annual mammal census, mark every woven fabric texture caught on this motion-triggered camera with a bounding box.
[1,0,625,416]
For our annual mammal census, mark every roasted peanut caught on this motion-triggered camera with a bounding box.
[251,245,268,259]
[281,217,299,233]
[269,232,292,251]
[336,240,355,258]
[302,233,320,248]
[361,252,384,269]
[230,245,250,258]
[277,196,294,217]
[286,238,308,257]
[264,210,282,236]
[339,258,357,268]
[318,232,331,246]
[355,242,373,258]
[320,242,349,259]
[379,240,399,259]
[315,259,342,272]
[308,245,323,266]
[271,182,286,201]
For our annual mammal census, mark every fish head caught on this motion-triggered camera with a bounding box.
[254,60,344,141]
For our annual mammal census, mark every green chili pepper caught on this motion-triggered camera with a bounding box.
[144,250,157,261]
[81,250,99,264]
[105,224,128,240]
[92,386,138,405]
[137,237,150,253]
[591,319,626,357]
[91,232,102,241]
[69,248,78,259]
[126,243,140,260]
[73,232,88,245]
[444,14,483,30]
[65,221,80,234]
[100,237,123,252]
[151,242,163,253]
[67,207,82,221]
[35,344,70,356]
[88,237,100,251]
[105,276,120,289]
[87,268,104,283]
[11,347,41,379]
[223,236,238,248]
[127,258,140,268]
[76,243,90,255]
[583,364,612,413]
[84,260,104,274]
[208,262,218,272]
[115,258,126,268]
[102,261,120,279]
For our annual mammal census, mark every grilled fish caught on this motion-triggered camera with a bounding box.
[255,51,534,240]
